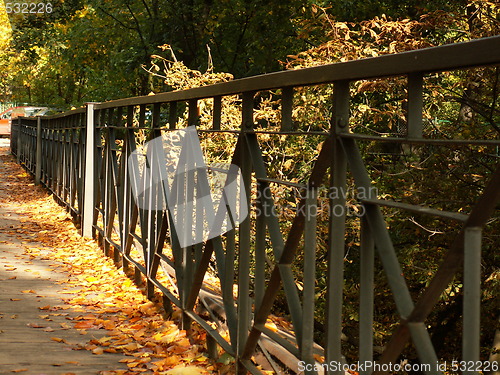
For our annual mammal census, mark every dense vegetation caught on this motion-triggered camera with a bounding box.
[1,0,499,370]
[1,0,495,107]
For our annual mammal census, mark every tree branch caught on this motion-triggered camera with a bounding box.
[97,6,136,30]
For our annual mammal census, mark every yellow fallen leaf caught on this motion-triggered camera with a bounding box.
[165,367,206,375]
[264,321,278,332]
[119,358,136,363]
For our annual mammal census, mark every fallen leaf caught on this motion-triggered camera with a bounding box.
[264,321,278,332]
[74,321,94,329]
[11,369,28,373]
[50,337,66,343]
[165,367,206,375]
[92,347,104,355]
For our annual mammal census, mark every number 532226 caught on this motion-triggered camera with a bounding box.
[5,3,53,14]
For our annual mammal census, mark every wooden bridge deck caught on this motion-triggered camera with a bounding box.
[0,237,130,374]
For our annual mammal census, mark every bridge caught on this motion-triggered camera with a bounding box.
[7,36,500,374]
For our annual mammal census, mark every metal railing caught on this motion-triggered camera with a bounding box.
[11,36,500,375]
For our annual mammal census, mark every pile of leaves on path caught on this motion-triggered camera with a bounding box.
[0,152,229,374]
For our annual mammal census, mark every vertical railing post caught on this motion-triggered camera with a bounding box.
[83,103,96,238]
[35,116,42,185]
[302,187,318,374]
[463,226,482,375]
[407,73,423,139]
[359,215,374,373]
[236,91,254,375]
[16,117,22,163]
[280,87,294,131]
[326,80,350,374]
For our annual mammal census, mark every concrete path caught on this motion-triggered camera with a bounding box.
[0,140,129,375]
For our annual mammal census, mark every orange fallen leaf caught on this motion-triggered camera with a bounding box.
[50,337,65,343]
[11,369,28,373]
[74,321,94,329]
[122,342,141,351]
